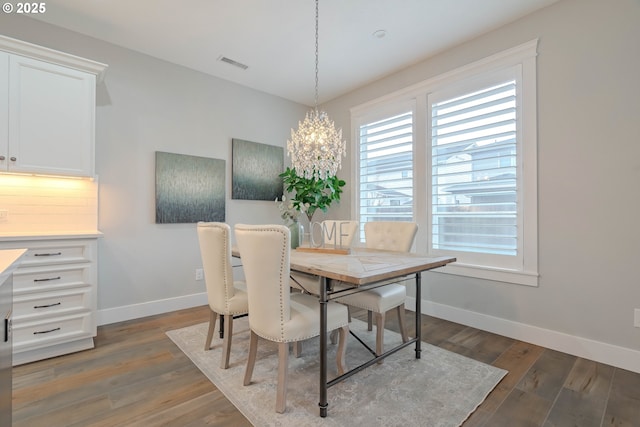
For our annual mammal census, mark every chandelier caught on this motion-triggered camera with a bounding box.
[287,0,346,180]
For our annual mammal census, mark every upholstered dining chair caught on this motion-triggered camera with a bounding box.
[289,220,358,294]
[196,222,249,369]
[338,221,418,359]
[234,224,349,414]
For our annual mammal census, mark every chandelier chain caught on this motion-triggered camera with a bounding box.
[314,0,319,111]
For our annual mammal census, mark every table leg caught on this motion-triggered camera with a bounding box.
[319,276,328,417]
[415,272,422,359]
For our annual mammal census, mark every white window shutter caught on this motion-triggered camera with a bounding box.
[358,112,414,233]
[431,81,518,256]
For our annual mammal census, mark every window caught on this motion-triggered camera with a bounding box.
[431,78,517,256]
[351,41,538,286]
[357,111,414,240]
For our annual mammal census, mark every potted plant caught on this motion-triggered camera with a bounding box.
[279,167,346,224]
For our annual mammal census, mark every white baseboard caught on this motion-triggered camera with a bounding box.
[97,292,208,326]
[97,293,640,374]
[406,296,640,374]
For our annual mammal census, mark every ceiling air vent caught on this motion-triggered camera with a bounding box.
[218,56,248,70]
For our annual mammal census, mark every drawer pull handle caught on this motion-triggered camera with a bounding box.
[34,302,62,309]
[33,327,61,335]
[34,252,62,257]
[34,276,61,282]
[4,310,11,342]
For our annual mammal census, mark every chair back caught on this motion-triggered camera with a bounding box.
[364,221,418,252]
[197,222,237,313]
[322,220,358,248]
[234,224,291,341]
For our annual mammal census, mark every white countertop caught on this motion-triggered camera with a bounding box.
[0,249,27,284]
[0,230,103,241]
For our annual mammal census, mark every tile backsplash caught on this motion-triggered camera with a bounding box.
[0,174,98,233]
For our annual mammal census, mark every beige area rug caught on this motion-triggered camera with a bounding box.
[166,317,507,427]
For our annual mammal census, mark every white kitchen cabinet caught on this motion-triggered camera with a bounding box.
[0,249,26,425]
[0,53,7,164]
[5,54,95,176]
[0,35,107,177]
[0,235,99,365]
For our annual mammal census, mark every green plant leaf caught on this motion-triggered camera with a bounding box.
[279,167,346,222]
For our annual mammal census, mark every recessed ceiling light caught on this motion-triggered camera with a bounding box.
[372,29,387,39]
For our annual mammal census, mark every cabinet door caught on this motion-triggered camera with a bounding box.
[8,55,95,177]
[0,274,11,426]
[0,52,7,171]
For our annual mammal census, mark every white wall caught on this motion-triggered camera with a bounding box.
[0,13,308,322]
[324,0,640,371]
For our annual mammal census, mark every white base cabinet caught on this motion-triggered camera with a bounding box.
[0,236,98,365]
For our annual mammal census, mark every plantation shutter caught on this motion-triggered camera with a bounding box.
[359,112,414,230]
[431,80,518,256]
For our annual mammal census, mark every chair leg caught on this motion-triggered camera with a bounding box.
[276,342,289,413]
[336,325,349,375]
[219,314,224,338]
[367,310,373,331]
[204,309,218,351]
[329,329,338,345]
[243,331,259,386]
[396,304,409,343]
[375,312,385,363]
[292,341,302,358]
[220,314,234,369]
[347,305,352,322]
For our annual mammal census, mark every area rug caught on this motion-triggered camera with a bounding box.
[166,317,507,426]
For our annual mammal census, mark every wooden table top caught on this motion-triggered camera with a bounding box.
[290,248,455,286]
[233,246,455,286]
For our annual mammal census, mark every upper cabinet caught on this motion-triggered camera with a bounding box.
[0,36,107,178]
[0,53,7,169]
[4,54,95,176]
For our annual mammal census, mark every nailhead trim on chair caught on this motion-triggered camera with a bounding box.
[220,223,232,312]
[278,226,287,341]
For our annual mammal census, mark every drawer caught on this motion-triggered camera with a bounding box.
[20,243,92,267]
[0,239,95,267]
[13,265,90,294]
[12,312,94,351]
[13,287,92,320]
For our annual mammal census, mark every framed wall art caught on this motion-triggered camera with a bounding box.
[155,151,226,223]
[232,138,283,200]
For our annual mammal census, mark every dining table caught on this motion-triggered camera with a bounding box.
[234,245,456,417]
[291,247,455,417]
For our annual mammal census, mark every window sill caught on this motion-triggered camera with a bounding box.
[431,262,539,287]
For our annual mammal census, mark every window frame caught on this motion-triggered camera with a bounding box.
[350,40,538,286]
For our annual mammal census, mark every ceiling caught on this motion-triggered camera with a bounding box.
[31,0,559,106]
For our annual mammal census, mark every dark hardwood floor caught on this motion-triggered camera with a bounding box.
[12,305,640,426]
